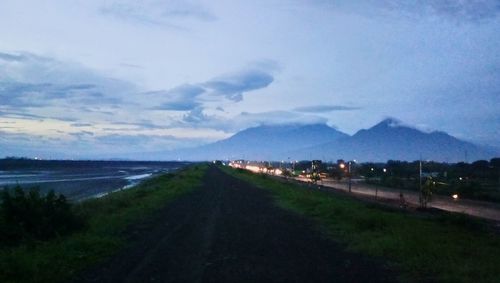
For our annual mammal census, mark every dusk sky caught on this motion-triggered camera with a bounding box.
[1,0,499,159]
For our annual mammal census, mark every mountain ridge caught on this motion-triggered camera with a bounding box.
[158,120,498,162]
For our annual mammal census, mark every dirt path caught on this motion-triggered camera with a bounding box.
[72,166,395,283]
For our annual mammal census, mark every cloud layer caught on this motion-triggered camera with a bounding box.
[294,105,361,113]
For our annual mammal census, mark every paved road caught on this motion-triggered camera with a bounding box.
[73,166,395,283]
[294,176,500,222]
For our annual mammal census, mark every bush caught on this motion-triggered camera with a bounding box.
[0,186,86,246]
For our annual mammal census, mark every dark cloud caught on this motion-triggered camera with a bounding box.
[0,82,116,107]
[0,110,46,120]
[0,51,135,114]
[203,70,274,102]
[151,84,205,111]
[0,52,25,62]
[154,68,275,111]
[294,105,361,113]
[182,107,211,124]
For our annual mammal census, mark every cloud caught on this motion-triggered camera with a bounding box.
[105,121,166,130]
[151,84,205,110]
[0,52,25,62]
[203,70,274,102]
[153,67,275,110]
[0,82,117,107]
[0,110,46,120]
[0,51,134,109]
[236,111,328,127]
[391,0,500,22]
[183,107,211,123]
[294,105,361,113]
[175,108,327,133]
[69,131,94,139]
[329,0,500,23]
[71,123,93,127]
[100,0,216,27]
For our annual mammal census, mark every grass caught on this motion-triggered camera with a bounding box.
[0,164,207,283]
[223,167,500,283]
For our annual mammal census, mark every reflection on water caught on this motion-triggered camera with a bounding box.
[0,160,190,201]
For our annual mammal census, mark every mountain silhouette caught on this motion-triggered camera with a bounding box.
[160,119,498,162]
[289,118,497,162]
[162,124,347,161]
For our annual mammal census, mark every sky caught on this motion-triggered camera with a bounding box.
[0,0,499,159]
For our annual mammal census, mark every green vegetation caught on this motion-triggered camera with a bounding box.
[224,167,500,283]
[359,159,500,203]
[0,164,207,283]
[1,187,86,246]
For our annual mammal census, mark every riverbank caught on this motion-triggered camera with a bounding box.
[0,164,206,283]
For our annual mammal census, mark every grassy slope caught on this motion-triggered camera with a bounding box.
[0,164,207,283]
[224,167,500,283]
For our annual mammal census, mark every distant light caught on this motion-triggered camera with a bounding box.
[459,177,463,181]
[370,168,374,171]
[339,163,345,169]
[383,168,387,173]
[452,194,459,200]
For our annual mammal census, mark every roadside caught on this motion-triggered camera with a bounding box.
[225,167,500,283]
[289,175,500,222]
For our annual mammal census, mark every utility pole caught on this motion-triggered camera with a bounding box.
[348,161,352,193]
[419,158,423,208]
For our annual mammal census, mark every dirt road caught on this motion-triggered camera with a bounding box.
[73,166,395,283]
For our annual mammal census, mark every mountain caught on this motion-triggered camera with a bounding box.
[158,119,498,162]
[162,124,348,161]
[289,118,498,162]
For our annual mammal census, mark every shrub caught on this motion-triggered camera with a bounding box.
[0,186,86,246]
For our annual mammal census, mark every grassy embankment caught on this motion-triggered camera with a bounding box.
[0,164,207,283]
[223,167,500,283]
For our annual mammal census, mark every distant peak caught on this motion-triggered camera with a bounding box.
[380,117,403,127]
[374,117,410,128]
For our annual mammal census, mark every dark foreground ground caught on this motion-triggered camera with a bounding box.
[72,166,395,283]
